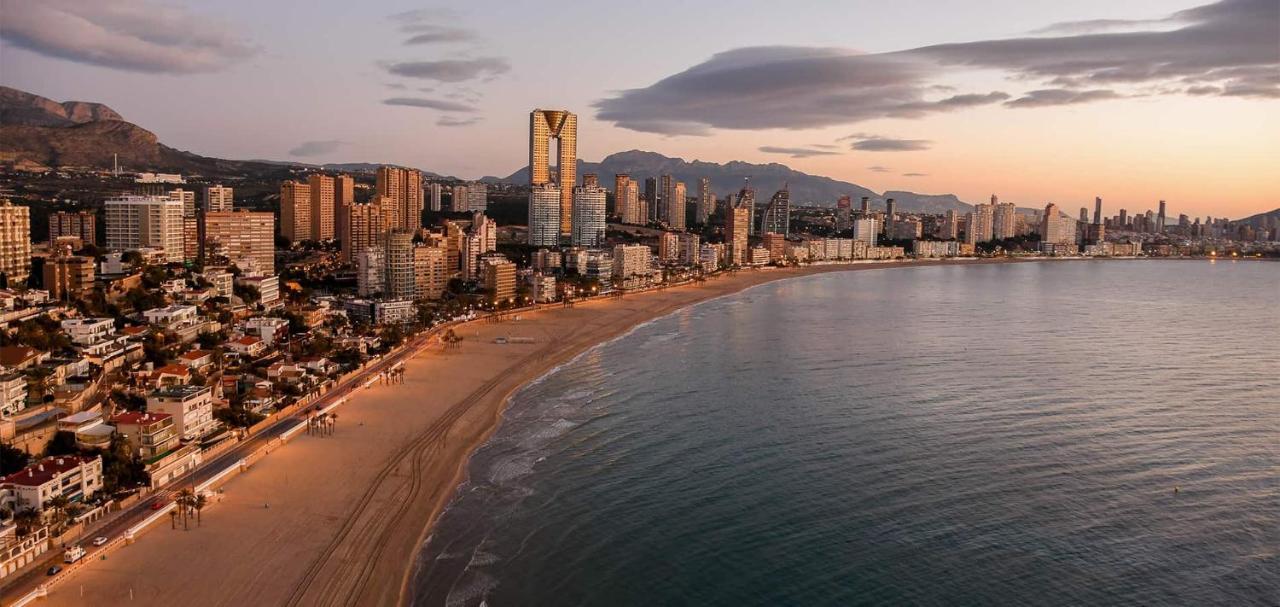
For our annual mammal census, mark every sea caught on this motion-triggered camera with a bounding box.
[411,260,1279,607]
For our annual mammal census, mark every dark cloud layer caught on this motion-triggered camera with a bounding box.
[289,140,347,157]
[758,146,840,158]
[0,0,257,73]
[868,166,891,173]
[842,133,933,152]
[383,57,509,82]
[437,116,482,127]
[383,97,476,112]
[596,0,1277,134]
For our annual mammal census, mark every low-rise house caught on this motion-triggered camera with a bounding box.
[57,411,114,450]
[242,384,278,415]
[266,362,308,386]
[111,412,178,459]
[297,356,337,375]
[244,317,290,345]
[0,455,103,513]
[136,363,191,389]
[0,374,26,417]
[0,524,51,580]
[0,347,46,371]
[142,304,199,329]
[60,318,116,346]
[177,349,217,374]
[147,385,216,441]
[226,335,267,358]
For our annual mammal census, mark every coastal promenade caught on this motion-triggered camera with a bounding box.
[28,258,1050,606]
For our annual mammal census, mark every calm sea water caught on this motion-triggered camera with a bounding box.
[412,260,1280,607]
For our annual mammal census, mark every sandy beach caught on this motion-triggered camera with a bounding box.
[35,259,1027,607]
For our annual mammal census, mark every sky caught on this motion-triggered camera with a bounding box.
[1,0,1277,218]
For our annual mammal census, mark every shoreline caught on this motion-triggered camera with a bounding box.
[32,257,1223,607]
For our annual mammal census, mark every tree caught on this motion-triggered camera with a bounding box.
[175,488,195,530]
[0,443,30,475]
[45,431,78,456]
[13,508,41,537]
[193,493,208,526]
[46,495,71,534]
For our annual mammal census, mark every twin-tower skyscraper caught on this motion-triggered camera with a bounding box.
[529,109,578,237]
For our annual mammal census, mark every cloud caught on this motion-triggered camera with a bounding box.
[404,27,477,45]
[437,116,482,127]
[1005,89,1124,108]
[902,172,929,177]
[758,146,840,158]
[595,0,1278,133]
[382,97,476,112]
[0,0,257,74]
[868,166,891,173]
[843,134,933,152]
[382,57,509,82]
[289,140,348,157]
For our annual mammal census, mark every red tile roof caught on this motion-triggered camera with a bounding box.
[111,411,172,425]
[2,456,96,487]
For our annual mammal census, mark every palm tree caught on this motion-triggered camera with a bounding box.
[169,510,178,530]
[175,488,195,530]
[46,495,70,534]
[193,494,208,526]
[13,508,41,537]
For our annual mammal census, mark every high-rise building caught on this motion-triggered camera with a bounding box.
[643,177,658,223]
[968,200,994,243]
[659,175,674,227]
[884,198,897,235]
[659,231,680,263]
[376,166,423,230]
[726,200,750,266]
[343,202,385,264]
[0,200,31,286]
[1041,203,1073,244]
[1094,197,1103,226]
[383,229,416,300]
[464,182,488,212]
[941,209,959,240]
[529,109,578,236]
[761,187,791,236]
[697,177,713,225]
[428,182,443,212]
[49,211,96,246]
[44,245,94,301]
[582,173,599,188]
[483,258,517,304]
[334,174,354,250]
[104,196,185,262]
[836,196,852,231]
[203,210,275,275]
[666,181,687,230]
[462,212,497,279]
[616,176,641,225]
[860,197,870,215]
[450,184,467,213]
[853,218,878,246]
[357,246,384,297]
[612,244,651,279]
[279,180,312,242]
[571,185,607,247]
[203,185,234,213]
[307,174,336,241]
[1157,200,1167,233]
[993,200,1017,239]
[738,181,757,236]
[414,245,448,299]
[168,189,196,218]
[528,185,561,247]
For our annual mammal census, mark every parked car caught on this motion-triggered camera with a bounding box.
[92,536,109,546]
[46,565,62,576]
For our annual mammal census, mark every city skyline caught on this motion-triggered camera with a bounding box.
[0,1,1277,219]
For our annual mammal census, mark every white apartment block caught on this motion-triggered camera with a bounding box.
[105,196,186,263]
[147,385,216,441]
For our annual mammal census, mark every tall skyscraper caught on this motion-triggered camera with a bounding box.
[428,182,443,212]
[169,189,197,218]
[860,197,870,215]
[617,176,641,225]
[697,177,713,225]
[528,185,561,247]
[1157,200,1167,232]
[761,187,790,236]
[663,180,686,230]
[993,199,1017,239]
[343,202,385,264]
[659,175,674,227]
[376,166,423,230]
[853,218,878,246]
[451,184,468,212]
[383,229,416,300]
[1094,197,1103,225]
[308,174,336,241]
[884,198,897,235]
[279,180,312,242]
[572,185,607,247]
[643,177,658,223]
[836,196,852,231]
[413,245,448,299]
[104,196,185,262]
[357,246,384,297]
[529,109,578,236]
[726,199,750,266]
[204,185,234,213]
[737,181,757,237]
[1041,203,1073,244]
[941,209,959,240]
[49,210,96,246]
[464,182,488,212]
[334,174,354,250]
[0,200,31,286]
[203,210,276,275]
[969,200,994,243]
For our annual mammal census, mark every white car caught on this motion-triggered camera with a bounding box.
[92,537,108,547]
